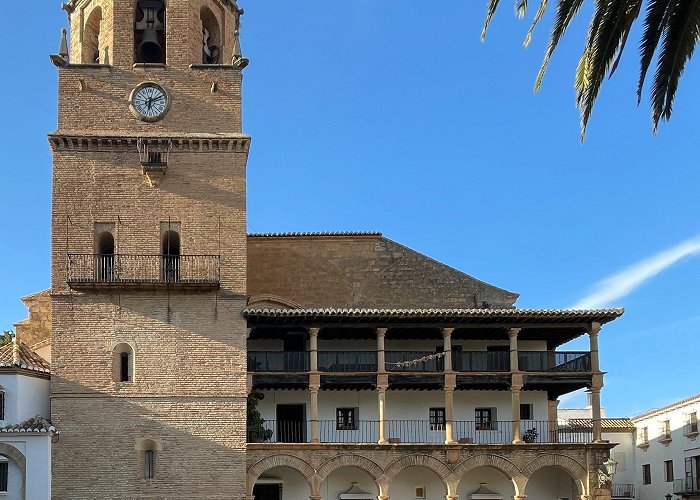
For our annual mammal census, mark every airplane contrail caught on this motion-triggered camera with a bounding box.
[572,233,700,309]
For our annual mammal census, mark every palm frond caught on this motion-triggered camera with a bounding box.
[651,0,700,130]
[482,0,503,41]
[524,0,550,47]
[610,0,644,75]
[516,0,529,18]
[638,0,675,103]
[534,0,586,92]
[578,0,643,140]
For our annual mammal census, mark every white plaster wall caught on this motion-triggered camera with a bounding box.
[321,466,379,500]
[603,431,636,489]
[390,466,446,500]
[633,400,700,499]
[458,467,515,498]
[525,467,578,499]
[16,376,50,422]
[258,466,309,500]
[0,376,19,426]
[0,435,51,500]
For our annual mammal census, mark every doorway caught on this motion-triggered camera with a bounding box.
[253,483,281,500]
[276,404,306,443]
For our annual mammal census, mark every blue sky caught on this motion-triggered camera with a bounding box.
[1,1,699,417]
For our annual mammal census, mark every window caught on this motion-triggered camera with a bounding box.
[429,408,446,430]
[145,450,155,479]
[475,408,494,430]
[686,412,699,435]
[200,7,221,64]
[0,461,7,493]
[642,464,652,484]
[134,0,166,64]
[665,460,674,482]
[96,231,115,282]
[659,420,672,442]
[336,408,357,430]
[638,426,649,446]
[113,343,134,383]
[520,403,533,420]
[83,7,103,63]
[0,392,5,420]
[161,229,181,283]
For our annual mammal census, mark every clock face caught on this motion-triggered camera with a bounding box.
[129,83,170,122]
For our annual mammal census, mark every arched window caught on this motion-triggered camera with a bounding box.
[112,343,134,382]
[83,7,103,63]
[200,7,221,64]
[96,231,115,282]
[162,230,180,282]
[136,439,160,479]
[134,0,166,64]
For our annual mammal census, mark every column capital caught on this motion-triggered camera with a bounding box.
[508,327,521,337]
[308,327,320,336]
[376,327,388,336]
[377,385,387,394]
[442,327,454,337]
[309,386,319,394]
[589,321,601,336]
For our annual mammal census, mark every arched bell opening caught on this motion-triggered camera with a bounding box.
[161,230,180,282]
[200,6,221,64]
[96,231,115,281]
[134,0,166,64]
[83,7,103,63]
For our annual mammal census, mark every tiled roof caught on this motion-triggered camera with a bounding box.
[243,307,624,324]
[632,393,700,422]
[566,418,637,432]
[0,341,50,373]
[248,231,382,238]
[0,415,56,434]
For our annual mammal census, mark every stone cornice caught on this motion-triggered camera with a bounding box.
[48,133,251,154]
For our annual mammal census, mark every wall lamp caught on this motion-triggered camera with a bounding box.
[597,457,618,487]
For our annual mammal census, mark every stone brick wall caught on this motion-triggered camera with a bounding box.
[13,290,51,348]
[248,235,519,309]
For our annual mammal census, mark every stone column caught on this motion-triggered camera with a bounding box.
[442,327,454,372]
[377,328,387,373]
[444,385,456,444]
[310,385,320,443]
[309,327,319,372]
[509,328,523,444]
[589,322,603,443]
[548,399,560,443]
[378,386,388,444]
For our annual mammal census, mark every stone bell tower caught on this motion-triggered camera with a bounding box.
[48,0,250,497]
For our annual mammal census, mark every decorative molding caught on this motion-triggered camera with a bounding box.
[48,134,251,154]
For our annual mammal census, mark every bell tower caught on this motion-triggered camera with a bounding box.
[49,0,250,497]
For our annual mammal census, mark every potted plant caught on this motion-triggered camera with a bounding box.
[247,392,273,442]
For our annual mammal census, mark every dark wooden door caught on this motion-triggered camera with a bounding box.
[276,404,305,443]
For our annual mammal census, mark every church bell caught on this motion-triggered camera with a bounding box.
[135,0,164,63]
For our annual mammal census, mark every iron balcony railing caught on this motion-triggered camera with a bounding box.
[611,483,635,498]
[518,351,591,372]
[67,254,220,286]
[247,350,592,373]
[247,352,310,372]
[247,420,593,444]
[674,478,700,495]
[318,351,377,372]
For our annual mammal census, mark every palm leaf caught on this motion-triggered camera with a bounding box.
[534,0,587,92]
[610,0,644,75]
[516,0,529,18]
[637,0,675,103]
[651,0,700,129]
[524,0,550,47]
[482,0,503,40]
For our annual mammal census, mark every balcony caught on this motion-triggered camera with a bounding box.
[67,254,220,290]
[247,350,592,374]
[611,483,635,498]
[674,478,700,495]
[247,419,593,444]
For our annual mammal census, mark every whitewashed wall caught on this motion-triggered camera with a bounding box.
[0,435,51,500]
[0,374,50,426]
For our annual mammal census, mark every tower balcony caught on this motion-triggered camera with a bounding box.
[67,253,220,290]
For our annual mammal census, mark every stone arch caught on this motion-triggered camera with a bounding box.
[0,442,26,499]
[317,454,384,482]
[83,6,103,63]
[384,454,452,496]
[454,454,522,495]
[247,454,315,496]
[200,5,221,63]
[248,294,303,309]
[521,453,587,496]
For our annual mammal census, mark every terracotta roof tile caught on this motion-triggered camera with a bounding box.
[0,415,56,434]
[566,418,636,432]
[0,341,50,373]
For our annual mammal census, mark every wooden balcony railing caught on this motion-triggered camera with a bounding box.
[67,254,220,288]
[247,351,592,374]
[247,419,593,444]
[611,483,635,498]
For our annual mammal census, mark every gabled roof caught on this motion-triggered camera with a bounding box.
[565,418,636,432]
[0,341,50,373]
[0,415,56,434]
